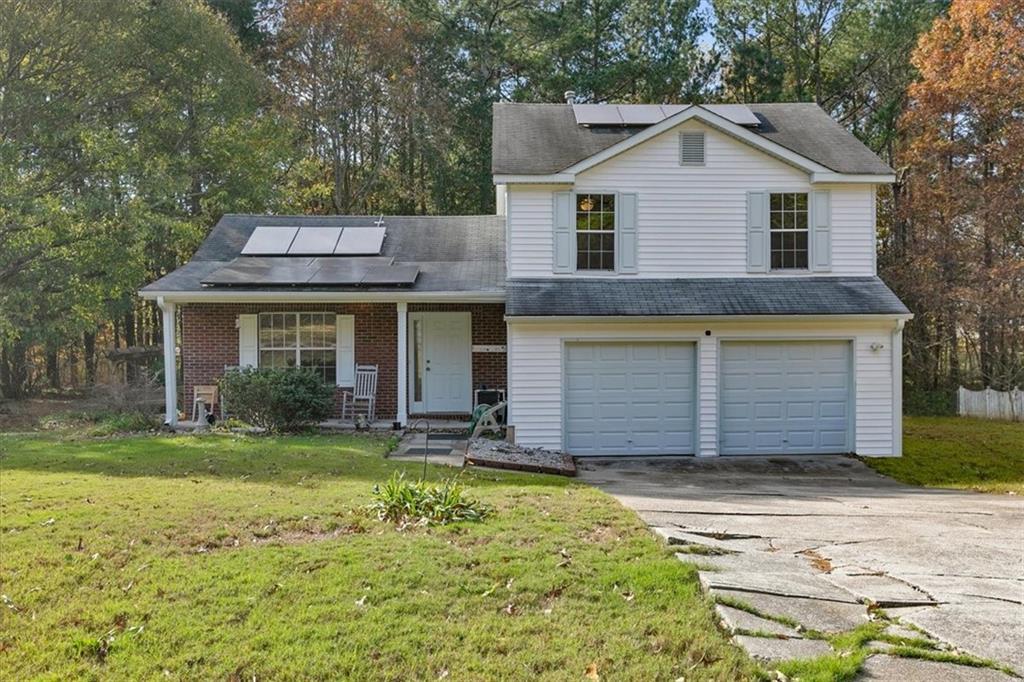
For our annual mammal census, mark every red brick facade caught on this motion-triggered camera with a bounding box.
[180,302,506,420]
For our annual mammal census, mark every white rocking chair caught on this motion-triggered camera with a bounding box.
[341,364,378,423]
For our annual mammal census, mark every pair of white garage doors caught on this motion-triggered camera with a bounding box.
[564,340,852,456]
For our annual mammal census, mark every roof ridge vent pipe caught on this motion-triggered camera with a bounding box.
[564,90,576,105]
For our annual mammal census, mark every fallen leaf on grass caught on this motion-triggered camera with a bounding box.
[355,595,368,607]
[585,662,600,680]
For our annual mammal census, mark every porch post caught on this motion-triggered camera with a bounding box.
[396,302,408,426]
[157,297,178,426]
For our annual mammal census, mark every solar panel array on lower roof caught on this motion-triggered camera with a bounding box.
[239,225,386,256]
[201,256,417,287]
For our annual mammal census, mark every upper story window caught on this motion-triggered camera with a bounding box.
[770,192,809,270]
[576,193,615,270]
[258,312,336,383]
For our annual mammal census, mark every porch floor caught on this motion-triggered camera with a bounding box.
[170,418,469,433]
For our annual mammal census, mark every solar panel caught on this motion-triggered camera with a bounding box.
[306,256,394,284]
[571,103,623,125]
[704,104,760,126]
[287,227,342,254]
[617,104,669,125]
[241,226,299,255]
[572,103,760,127]
[334,227,386,255]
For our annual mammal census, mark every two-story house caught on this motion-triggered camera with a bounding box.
[141,100,911,457]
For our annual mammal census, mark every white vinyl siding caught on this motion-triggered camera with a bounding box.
[508,320,898,457]
[505,121,877,278]
[508,185,564,277]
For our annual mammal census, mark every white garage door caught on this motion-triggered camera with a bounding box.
[720,341,852,455]
[564,342,696,456]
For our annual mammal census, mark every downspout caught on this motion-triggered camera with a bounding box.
[892,318,906,456]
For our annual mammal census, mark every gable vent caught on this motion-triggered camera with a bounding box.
[679,132,705,166]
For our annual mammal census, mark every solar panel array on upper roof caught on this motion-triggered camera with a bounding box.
[239,225,386,256]
[572,103,760,127]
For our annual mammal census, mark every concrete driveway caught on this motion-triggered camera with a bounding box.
[579,456,1024,676]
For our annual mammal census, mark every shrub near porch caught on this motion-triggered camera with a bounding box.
[0,432,752,680]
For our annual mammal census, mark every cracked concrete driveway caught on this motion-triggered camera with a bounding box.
[579,455,1024,674]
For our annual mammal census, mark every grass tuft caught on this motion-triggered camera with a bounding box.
[369,472,490,526]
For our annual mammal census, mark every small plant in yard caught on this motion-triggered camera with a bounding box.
[219,367,333,433]
[87,411,160,436]
[369,472,490,526]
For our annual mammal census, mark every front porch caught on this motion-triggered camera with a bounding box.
[160,299,506,427]
[171,417,470,433]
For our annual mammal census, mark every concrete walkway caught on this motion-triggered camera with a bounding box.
[578,456,1023,677]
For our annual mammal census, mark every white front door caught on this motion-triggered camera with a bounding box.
[415,312,472,413]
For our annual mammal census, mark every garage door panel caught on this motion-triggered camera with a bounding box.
[565,342,695,456]
[819,401,847,418]
[754,431,785,449]
[598,345,627,361]
[720,341,851,455]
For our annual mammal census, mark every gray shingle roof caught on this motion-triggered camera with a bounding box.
[492,102,893,176]
[506,277,909,317]
[141,214,506,294]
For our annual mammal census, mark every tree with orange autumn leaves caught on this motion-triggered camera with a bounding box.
[883,0,1023,400]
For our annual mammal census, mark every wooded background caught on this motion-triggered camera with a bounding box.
[1,0,1021,412]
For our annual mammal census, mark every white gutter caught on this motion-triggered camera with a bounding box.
[811,172,896,184]
[492,174,574,185]
[506,313,914,324]
[139,289,506,304]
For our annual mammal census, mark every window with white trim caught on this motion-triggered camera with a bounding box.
[770,192,809,270]
[258,312,337,383]
[575,193,615,270]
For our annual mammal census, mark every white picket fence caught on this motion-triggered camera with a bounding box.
[957,387,1024,421]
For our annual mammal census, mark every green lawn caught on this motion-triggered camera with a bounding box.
[866,416,1024,494]
[0,431,752,681]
